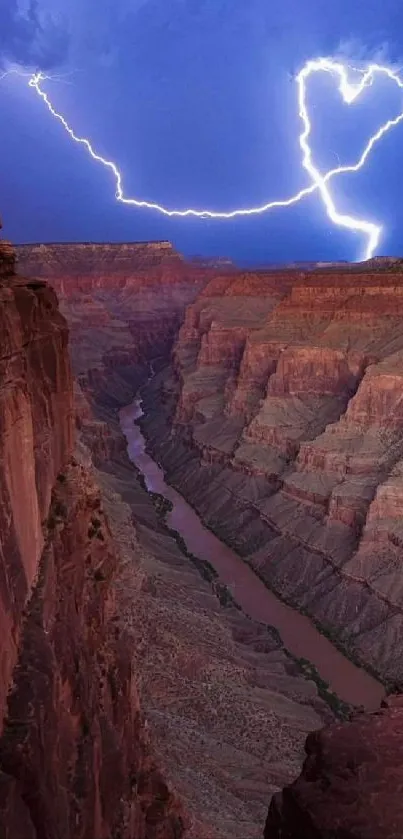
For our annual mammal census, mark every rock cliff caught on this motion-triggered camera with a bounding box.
[0,242,73,731]
[16,242,212,389]
[264,695,403,839]
[16,242,403,838]
[139,268,403,687]
[0,239,184,838]
[15,243,341,838]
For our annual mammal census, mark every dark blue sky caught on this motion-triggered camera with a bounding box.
[1,0,403,264]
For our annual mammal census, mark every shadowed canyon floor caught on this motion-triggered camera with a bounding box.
[138,266,403,689]
[0,242,186,838]
[13,242,403,838]
[91,411,331,838]
[120,396,383,710]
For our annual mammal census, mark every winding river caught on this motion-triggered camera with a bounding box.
[120,397,385,710]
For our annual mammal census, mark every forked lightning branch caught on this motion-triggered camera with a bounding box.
[4,58,403,259]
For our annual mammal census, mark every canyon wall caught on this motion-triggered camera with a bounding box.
[136,262,403,836]
[16,241,403,838]
[264,695,403,838]
[0,243,73,733]
[16,242,211,384]
[138,267,403,688]
[15,243,341,838]
[0,240,184,838]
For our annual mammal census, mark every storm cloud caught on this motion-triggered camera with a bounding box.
[0,0,70,69]
[0,0,152,71]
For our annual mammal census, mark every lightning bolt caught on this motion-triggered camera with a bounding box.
[4,58,403,259]
[297,59,403,260]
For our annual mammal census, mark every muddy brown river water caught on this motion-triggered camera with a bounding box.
[120,397,385,710]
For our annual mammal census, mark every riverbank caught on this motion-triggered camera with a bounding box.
[120,396,385,712]
[82,394,335,839]
[147,482,353,718]
[141,370,403,695]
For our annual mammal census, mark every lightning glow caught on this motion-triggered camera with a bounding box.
[4,58,403,259]
[297,59,403,259]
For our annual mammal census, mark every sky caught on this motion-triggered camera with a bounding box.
[1,0,403,265]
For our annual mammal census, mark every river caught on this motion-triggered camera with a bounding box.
[120,397,385,710]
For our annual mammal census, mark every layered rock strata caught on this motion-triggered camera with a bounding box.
[16,241,213,388]
[0,241,184,838]
[89,401,332,838]
[16,243,403,839]
[139,269,403,686]
[0,244,73,731]
[16,244,340,837]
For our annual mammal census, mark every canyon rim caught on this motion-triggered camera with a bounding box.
[0,236,402,837]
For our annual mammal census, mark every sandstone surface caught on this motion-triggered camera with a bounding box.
[264,695,403,839]
[17,242,403,839]
[0,241,184,838]
[17,241,212,388]
[0,244,73,731]
[136,268,403,687]
[16,243,344,838]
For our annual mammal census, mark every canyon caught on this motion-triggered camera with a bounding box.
[1,238,402,837]
[141,265,403,689]
[0,238,186,838]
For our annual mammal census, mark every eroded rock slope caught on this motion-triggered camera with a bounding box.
[16,242,339,838]
[16,242,403,839]
[16,241,211,388]
[138,267,403,686]
[0,239,184,838]
[264,695,403,839]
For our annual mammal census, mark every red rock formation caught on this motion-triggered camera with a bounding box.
[264,696,403,839]
[267,347,362,397]
[0,463,184,839]
[16,240,180,284]
[198,325,247,367]
[16,243,403,837]
[16,242,215,400]
[226,338,280,420]
[16,243,339,837]
[0,241,184,838]
[142,266,403,686]
[0,247,73,731]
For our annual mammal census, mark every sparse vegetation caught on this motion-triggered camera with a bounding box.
[47,497,68,529]
[294,656,352,719]
[47,513,57,530]
[133,399,374,720]
[88,515,104,540]
[53,500,68,519]
[214,582,241,611]
[149,492,173,517]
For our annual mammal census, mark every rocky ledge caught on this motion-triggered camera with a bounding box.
[265,695,403,839]
[0,240,184,838]
[141,268,403,687]
[16,241,403,839]
[17,242,338,837]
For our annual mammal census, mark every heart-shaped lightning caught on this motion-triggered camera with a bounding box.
[3,58,403,260]
[297,58,403,260]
